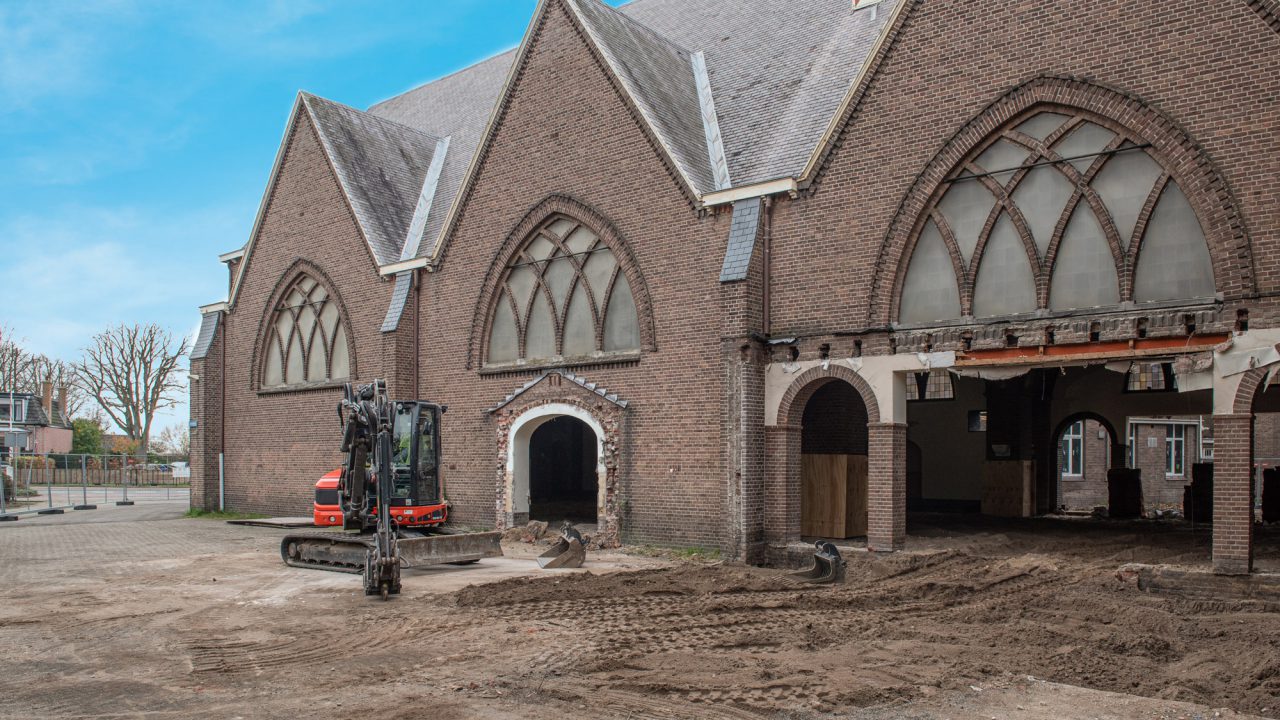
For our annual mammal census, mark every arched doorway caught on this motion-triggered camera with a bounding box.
[528,416,598,523]
[506,402,607,530]
[799,380,870,538]
[1054,413,1118,512]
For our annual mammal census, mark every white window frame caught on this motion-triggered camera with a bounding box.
[1061,420,1084,477]
[1165,423,1186,477]
[0,398,26,423]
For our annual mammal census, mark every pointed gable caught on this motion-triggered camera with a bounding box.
[564,0,715,195]
[301,94,443,265]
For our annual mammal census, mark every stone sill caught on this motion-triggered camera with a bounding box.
[257,380,347,396]
[479,352,641,376]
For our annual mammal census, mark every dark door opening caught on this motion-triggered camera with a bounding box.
[529,416,598,524]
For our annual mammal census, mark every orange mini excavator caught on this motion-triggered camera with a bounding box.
[280,380,502,598]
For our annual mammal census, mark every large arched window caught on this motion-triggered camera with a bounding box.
[262,273,350,388]
[898,109,1215,326]
[487,215,639,366]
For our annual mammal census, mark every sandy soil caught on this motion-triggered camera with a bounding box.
[0,504,1276,719]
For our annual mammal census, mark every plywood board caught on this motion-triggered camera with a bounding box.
[802,453,845,537]
[846,454,869,537]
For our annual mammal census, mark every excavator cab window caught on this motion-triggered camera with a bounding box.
[390,404,415,500]
[415,405,441,505]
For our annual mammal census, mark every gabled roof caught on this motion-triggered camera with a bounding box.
[564,0,716,195]
[301,93,443,266]
[487,369,629,413]
[214,0,908,312]
[226,94,445,306]
[366,0,902,263]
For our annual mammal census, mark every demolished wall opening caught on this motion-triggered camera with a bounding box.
[799,380,869,539]
[528,415,598,524]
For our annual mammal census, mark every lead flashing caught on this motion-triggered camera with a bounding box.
[692,51,731,191]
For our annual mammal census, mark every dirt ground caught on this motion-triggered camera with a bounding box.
[0,504,1277,719]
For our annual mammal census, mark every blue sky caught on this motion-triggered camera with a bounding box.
[0,0,619,435]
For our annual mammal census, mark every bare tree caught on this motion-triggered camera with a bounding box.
[0,327,85,417]
[153,425,190,457]
[74,324,189,457]
[0,327,37,392]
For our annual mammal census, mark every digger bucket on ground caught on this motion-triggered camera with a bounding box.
[537,523,586,569]
[791,541,845,584]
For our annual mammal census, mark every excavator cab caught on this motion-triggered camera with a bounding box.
[387,401,444,511]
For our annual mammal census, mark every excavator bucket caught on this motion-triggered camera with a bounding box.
[537,523,587,569]
[790,541,845,584]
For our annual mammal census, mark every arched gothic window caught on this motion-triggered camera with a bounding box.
[487,215,639,366]
[262,273,350,388]
[898,109,1215,326]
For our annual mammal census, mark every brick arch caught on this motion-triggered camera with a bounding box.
[868,75,1255,328]
[1233,365,1271,413]
[249,259,358,392]
[777,365,881,428]
[466,194,658,370]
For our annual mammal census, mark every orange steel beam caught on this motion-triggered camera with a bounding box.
[956,334,1228,366]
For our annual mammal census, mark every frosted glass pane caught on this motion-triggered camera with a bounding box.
[583,249,618,313]
[564,226,597,256]
[311,285,327,302]
[973,214,1036,317]
[936,180,995,264]
[526,290,556,360]
[974,140,1029,185]
[505,265,537,322]
[526,235,556,261]
[264,335,283,387]
[286,333,305,385]
[275,313,292,350]
[898,220,962,324]
[1133,182,1215,302]
[330,326,349,379]
[298,276,315,292]
[604,274,639,351]
[546,218,576,239]
[488,294,518,363]
[319,301,339,334]
[306,332,326,381]
[1052,122,1116,173]
[1049,204,1119,310]
[1016,112,1070,141]
[1091,148,1164,249]
[286,289,304,309]
[297,304,316,343]
[1011,164,1075,257]
[563,284,595,357]
[544,256,575,309]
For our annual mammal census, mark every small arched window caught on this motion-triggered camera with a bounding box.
[487,215,639,366]
[898,109,1215,326]
[262,273,350,388]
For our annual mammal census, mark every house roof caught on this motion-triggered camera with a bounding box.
[2,392,71,429]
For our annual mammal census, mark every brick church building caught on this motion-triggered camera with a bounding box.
[190,0,1280,573]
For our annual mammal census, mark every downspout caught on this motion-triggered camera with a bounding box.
[762,196,774,337]
[413,269,421,396]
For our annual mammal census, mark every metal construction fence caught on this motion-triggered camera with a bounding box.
[0,451,190,520]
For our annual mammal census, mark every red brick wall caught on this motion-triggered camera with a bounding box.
[413,1,730,547]
[210,113,397,515]
[767,0,1280,342]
